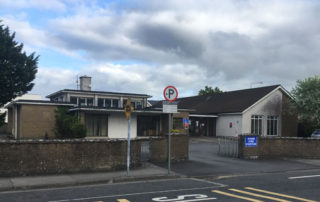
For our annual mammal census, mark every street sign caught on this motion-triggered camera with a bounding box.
[163,86,178,102]
[245,136,258,147]
[163,101,178,113]
[124,99,134,120]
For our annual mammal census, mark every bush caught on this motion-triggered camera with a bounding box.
[54,107,86,139]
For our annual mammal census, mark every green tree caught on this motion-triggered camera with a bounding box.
[0,22,38,106]
[198,86,223,96]
[291,75,320,133]
[54,107,86,139]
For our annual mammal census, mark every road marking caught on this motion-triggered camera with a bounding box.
[229,188,290,202]
[288,174,320,180]
[48,184,225,202]
[245,187,317,202]
[152,194,216,201]
[212,190,263,202]
[117,199,130,202]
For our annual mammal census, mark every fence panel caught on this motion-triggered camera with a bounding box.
[218,136,238,157]
[140,140,152,162]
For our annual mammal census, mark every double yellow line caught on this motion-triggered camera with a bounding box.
[213,187,317,202]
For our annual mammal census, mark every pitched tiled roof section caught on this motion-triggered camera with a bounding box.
[153,85,281,114]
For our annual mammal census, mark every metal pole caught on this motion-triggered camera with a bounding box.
[127,116,131,176]
[168,113,171,175]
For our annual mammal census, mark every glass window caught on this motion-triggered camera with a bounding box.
[131,102,135,108]
[123,99,128,107]
[79,98,86,106]
[87,98,94,106]
[105,99,111,108]
[267,116,278,136]
[173,118,183,129]
[98,98,104,107]
[70,97,77,104]
[136,101,142,109]
[251,115,263,135]
[112,99,119,108]
[85,114,108,137]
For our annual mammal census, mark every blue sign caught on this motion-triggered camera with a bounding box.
[245,136,257,147]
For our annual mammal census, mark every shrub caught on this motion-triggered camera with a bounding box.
[54,107,86,139]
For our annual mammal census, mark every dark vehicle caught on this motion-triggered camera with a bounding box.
[311,129,320,138]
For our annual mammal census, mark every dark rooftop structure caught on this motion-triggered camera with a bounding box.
[153,85,282,115]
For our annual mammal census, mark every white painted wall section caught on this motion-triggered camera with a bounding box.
[216,115,242,137]
[108,113,137,139]
[242,89,283,136]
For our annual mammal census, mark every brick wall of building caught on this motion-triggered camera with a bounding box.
[19,105,57,139]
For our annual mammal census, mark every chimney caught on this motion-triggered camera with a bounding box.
[80,75,91,91]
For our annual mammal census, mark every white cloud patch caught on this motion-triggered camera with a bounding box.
[2,0,320,97]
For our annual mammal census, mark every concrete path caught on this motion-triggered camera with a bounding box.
[0,163,180,191]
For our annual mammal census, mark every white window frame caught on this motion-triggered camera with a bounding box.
[267,116,279,136]
[251,115,263,135]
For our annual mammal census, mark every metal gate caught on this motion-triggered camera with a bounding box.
[140,140,152,162]
[218,136,238,157]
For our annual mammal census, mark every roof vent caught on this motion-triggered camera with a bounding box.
[80,75,91,91]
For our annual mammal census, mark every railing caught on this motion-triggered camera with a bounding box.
[218,136,239,157]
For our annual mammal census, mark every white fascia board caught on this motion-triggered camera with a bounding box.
[69,108,163,114]
[9,102,75,107]
[242,86,292,114]
[189,114,218,118]
[217,112,242,116]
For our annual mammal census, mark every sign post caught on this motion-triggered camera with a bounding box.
[163,86,178,175]
[124,99,134,176]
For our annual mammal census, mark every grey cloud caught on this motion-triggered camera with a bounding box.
[129,23,204,58]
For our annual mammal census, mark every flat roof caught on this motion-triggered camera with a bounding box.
[46,89,152,99]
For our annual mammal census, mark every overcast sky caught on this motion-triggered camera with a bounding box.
[1,0,320,99]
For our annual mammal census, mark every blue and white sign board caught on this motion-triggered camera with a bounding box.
[245,136,258,147]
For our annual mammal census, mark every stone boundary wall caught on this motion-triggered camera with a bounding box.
[238,134,320,159]
[0,135,189,176]
[151,134,189,162]
[0,139,140,176]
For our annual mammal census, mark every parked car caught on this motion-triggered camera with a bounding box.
[311,129,320,138]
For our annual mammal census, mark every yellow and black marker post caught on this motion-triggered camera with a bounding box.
[124,99,134,176]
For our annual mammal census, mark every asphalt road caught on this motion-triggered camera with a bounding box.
[1,137,319,202]
[0,169,319,202]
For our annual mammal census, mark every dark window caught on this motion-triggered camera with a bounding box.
[85,114,108,137]
[267,116,278,136]
[70,97,77,104]
[87,98,94,106]
[136,101,142,109]
[131,102,135,108]
[123,99,127,107]
[98,98,104,107]
[112,99,119,108]
[105,99,111,108]
[173,118,183,129]
[251,115,263,135]
[79,98,86,106]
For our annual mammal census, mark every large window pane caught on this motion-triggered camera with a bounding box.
[267,116,278,136]
[70,97,77,104]
[105,99,111,108]
[112,99,119,108]
[251,115,263,135]
[98,98,104,107]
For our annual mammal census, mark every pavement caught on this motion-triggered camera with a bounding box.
[0,163,181,191]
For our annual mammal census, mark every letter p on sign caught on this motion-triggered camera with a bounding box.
[163,86,178,102]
